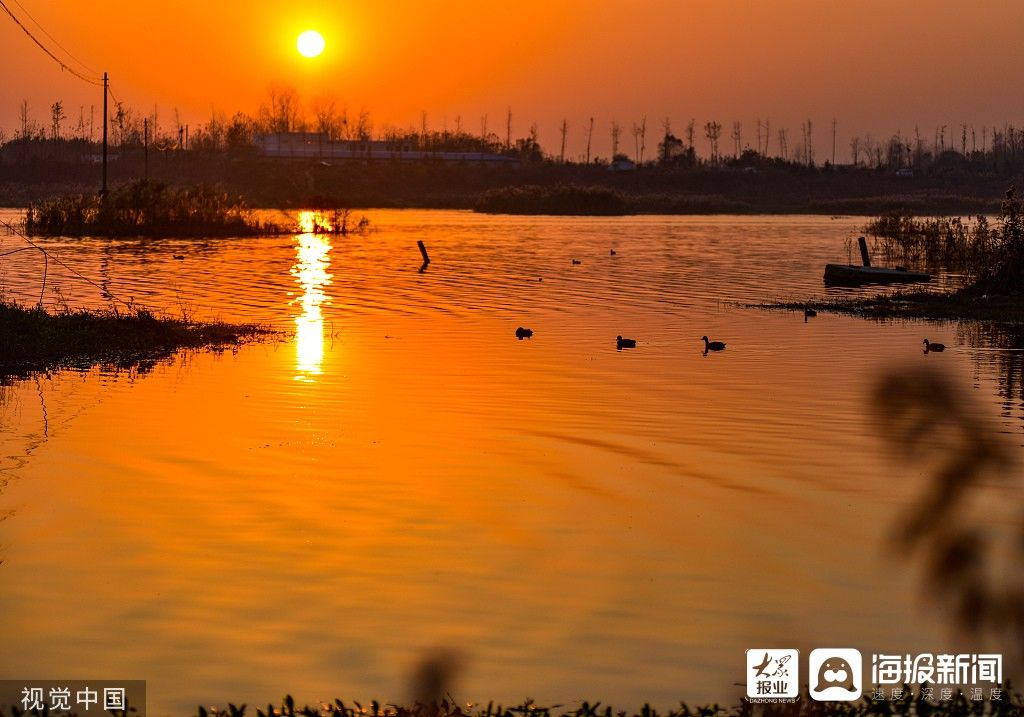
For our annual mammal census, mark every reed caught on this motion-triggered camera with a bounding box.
[25,180,286,238]
[474,184,629,215]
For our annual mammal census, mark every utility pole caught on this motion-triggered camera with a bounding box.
[101,72,108,196]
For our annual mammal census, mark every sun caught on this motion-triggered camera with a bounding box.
[297,30,325,58]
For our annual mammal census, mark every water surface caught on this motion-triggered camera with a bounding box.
[0,211,1020,713]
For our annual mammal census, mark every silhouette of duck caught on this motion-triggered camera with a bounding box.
[172,254,185,260]
[610,249,617,256]
[572,259,582,265]
[922,339,946,352]
[616,335,636,350]
[702,336,726,352]
[515,327,533,340]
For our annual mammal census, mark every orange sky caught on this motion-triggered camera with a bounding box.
[2,0,1023,159]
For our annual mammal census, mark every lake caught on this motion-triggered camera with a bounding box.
[0,211,1021,714]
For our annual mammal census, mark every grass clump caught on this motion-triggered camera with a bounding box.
[25,180,286,238]
[474,184,629,215]
[0,300,273,375]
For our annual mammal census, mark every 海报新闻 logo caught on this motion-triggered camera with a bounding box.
[809,648,863,701]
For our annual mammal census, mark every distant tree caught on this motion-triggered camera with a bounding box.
[313,97,341,139]
[849,136,860,166]
[584,116,594,164]
[762,119,770,156]
[559,118,568,163]
[639,116,647,164]
[19,99,30,139]
[50,101,64,141]
[259,83,301,133]
[704,120,721,163]
[685,119,695,152]
[777,127,788,160]
[506,107,512,149]
[611,120,621,157]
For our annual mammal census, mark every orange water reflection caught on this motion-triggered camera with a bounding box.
[291,213,333,381]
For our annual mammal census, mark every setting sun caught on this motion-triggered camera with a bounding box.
[296,29,325,58]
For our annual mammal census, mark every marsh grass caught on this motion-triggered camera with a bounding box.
[6,689,1019,717]
[25,180,287,238]
[0,300,274,376]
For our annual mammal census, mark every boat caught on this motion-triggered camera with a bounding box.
[823,264,931,287]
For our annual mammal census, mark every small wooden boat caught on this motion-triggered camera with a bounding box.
[823,264,931,287]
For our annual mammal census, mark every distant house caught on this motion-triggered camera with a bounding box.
[609,157,636,172]
[254,132,516,164]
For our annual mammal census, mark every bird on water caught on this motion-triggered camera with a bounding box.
[616,336,636,350]
[515,327,533,340]
[922,339,946,352]
[702,336,726,352]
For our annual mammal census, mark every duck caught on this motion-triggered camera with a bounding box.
[702,336,726,351]
[571,259,582,265]
[515,327,533,340]
[610,249,617,256]
[172,254,185,260]
[616,335,637,350]
[922,339,946,352]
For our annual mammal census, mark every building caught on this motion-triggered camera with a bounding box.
[255,132,517,164]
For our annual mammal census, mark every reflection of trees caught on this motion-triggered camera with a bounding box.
[956,322,1024,420]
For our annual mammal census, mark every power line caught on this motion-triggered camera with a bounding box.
[9,0,97,76]
[0,0,102,86]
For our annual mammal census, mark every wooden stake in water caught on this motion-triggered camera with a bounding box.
[858,236,871,267]
[418,240,431,272]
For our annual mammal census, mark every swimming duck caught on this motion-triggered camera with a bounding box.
[515,327,533,340]
[572,259,582,265]
[616,336,636,350]
[922,339,946,352]
[610,249,617,256]
[702,336,726,351]
[173,255,185,260]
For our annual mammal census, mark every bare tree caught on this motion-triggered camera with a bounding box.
[50,101,64,141]
[313,97,340,139]
[831,119,837,166]
[704,120,721,163]
[731,121,742,157]
[850,136,861,166]
[584,116,594,164]
[506,107,512,149]
[259,83,301,133]
[763,119,770,156]
[19,99,30,139]
[611,120,621,157]
[631,121,641,162]
[639,116,647,164]
[480,114,488,141]
[777,127,788,160]
[685,119,695,152]
[559,119,568,163]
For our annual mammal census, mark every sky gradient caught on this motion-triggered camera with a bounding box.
[2,0,1023,159]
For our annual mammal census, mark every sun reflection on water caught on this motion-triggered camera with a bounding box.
[290,214,333,380]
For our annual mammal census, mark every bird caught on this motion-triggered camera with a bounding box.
[610,249,617,256]
[922,339,946,352]
[515,327,533,340]
[702,336,726,352]
[571,259,582,265]
[172,254,185,260]
[616,335,636,350]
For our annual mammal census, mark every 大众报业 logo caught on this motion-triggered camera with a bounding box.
[809,648,863,701]
[746,648,799,700]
